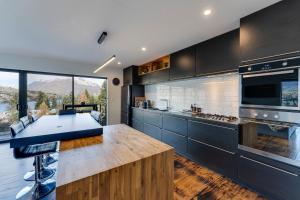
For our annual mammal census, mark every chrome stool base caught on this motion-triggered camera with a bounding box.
[45,154,57,166]
[34,179,56,199]
[24,168,56,182]
[16,183,35,200]
[15,179,56,200]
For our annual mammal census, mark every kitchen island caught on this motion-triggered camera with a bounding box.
[56,124,174,200]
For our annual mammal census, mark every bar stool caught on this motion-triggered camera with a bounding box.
[91,110,101,124]
[10,122,58,200]
[23,115,57,182]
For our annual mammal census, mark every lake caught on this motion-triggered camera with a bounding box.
[0,103,9,112]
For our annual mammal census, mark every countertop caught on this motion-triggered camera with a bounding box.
[56,124,174,187]
[132,107,241,128]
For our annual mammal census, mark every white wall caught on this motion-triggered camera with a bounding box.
[0,53,123,125]
[145,73,239,117]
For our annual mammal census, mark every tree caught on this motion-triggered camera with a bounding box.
[49,95,57,109]
[98,80,107,125]
[35,91,49,109]
[77,89,90,104]
[8,92,18,123]
[38,101,49,116]
[62,92,72,105]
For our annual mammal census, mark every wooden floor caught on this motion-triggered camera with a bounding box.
[174,154,265,200]
[0,143,264,200]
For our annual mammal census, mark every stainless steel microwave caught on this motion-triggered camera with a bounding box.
[239,57,300,111]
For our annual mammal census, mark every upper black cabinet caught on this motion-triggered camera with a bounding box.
[123,65,139,85]
[170,46,196,80]
[240,0,300,63]
[196,29,240,75]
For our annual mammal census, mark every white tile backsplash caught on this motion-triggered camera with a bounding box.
[145,73,239,117]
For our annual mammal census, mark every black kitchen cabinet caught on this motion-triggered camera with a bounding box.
[143,123,162,140]
[188,120,238,152]
[238,154,300,200]
[132,107,144,120]
[196,29,240,75]
[240,0,300,63]
[143,111,162,128]
[123,65,139,85]
[163,114,187,136]
[132,119,144,132]
[162,130,187,154]
[170,46,196,80]
[188,138,236,179]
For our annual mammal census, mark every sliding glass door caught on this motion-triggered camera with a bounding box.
[27,73,72,116]
[0,71,19,140]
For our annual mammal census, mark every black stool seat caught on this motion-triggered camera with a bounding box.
[15,142,58,158]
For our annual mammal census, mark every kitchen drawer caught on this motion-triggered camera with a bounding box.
[144,111,162,128]
[163,115,187,136]
[132,119,144,132]
[132,108,144,120]
[238,155,300,200]
[188,138,236,179]
[188,120,237,152]
[143,123,162,141]
[162,130,187,154]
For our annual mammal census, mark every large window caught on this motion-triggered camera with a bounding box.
[27,73,72,116]
[0,71,19,140]
[0,69,107,142]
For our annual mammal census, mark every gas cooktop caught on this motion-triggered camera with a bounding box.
[192,112,238,123]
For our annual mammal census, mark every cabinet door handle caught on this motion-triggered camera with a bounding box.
[189,120,236,130]
[189,138,235,155]
[240,156,298,177]
[241,50,300,63]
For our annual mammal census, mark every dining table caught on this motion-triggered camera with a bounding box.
[10,113,103,148]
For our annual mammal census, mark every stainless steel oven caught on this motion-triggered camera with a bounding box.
[239,57,300,111]
[239,119,300,167]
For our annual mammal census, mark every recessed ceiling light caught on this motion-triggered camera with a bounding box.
[117,62,122,65]
[203,9,212,16]
[141,47,147,51]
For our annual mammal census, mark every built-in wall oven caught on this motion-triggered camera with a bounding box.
[240,58,300,111]
[239,57,300,167]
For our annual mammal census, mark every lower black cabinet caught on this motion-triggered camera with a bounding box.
[188,120,237,152]
[162,130,187,154]
[188,138,236,179]
[132,119,143,132]
[143,123,162,141]
[238,155,300,200]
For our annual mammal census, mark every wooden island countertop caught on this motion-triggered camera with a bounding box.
[56,124,174,200]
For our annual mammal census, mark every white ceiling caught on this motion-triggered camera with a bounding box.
[0,0,281,71]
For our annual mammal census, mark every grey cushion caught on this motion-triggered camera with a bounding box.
[10,122,24,137]
[20,116,30,127]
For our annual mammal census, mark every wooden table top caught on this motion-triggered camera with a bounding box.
[56,124,173,187]
[10,113,103,148]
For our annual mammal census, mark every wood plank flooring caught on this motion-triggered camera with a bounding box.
[174,154,265,200]
[0,143,265,200]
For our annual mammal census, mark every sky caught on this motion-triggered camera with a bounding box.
[0,71,19,88]
[0,72,106,88]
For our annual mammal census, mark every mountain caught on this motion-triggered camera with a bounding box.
[28,78,101,96]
